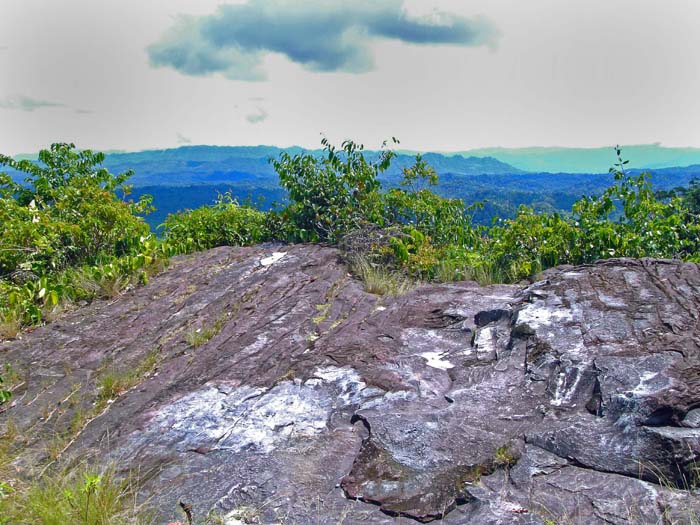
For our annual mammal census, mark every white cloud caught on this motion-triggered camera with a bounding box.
[245,107,268,124]
[0,95,65,112]
[176,131,192,144]
[148,0,498,80]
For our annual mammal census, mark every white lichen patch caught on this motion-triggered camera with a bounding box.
[360,389,416,409]
[550,366,584,407]
[307,366,370,406]
[474,326,497,357]
[628,371,666,396]
[144,366,381,455]
[401,327,468,356]
[239,334,268,356]
[646,426,700,439]
[420,351,455,370]
[562,271,583,279]
[516,303,572,328]
[260,251,286,267]
[597,293,627,309]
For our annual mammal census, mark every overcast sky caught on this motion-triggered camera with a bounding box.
[1,0,699,154]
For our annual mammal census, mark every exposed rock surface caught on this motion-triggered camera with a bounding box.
[2,244,700,524]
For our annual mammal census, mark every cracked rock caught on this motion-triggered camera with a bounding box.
[2,247,700,523]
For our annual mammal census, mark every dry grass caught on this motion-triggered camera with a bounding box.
[97,350,160,404]
[433,259,505,286]
[0,307,22,341]
[349,256,414,296]
[72,267,132,300]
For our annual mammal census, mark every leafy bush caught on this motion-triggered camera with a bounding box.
[0,144,153,276]
[273,139,486,285]
[382,154,483,247]
[483,149,700,280]
[272,138,396,242]
[277,140,699,285]
[0,143,165,337]
[2,139,698,337]
[161,192,270,253]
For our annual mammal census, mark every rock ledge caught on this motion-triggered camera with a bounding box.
[2,245,700,524]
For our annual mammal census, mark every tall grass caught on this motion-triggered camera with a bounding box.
[0,463,154,525]
[349,256,414,296]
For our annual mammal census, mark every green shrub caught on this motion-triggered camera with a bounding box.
[480,148,700,281]
[0,143,165,337]
[382,154,483,248]
[161,192,270,253]
[272,138,395,242]
[0,143,153,276]
[486,208,580,281]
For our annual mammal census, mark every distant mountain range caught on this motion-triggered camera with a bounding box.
[5,144,700,231]
[100,146,522,187]
[440,144,700,174]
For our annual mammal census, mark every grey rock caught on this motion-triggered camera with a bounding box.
[2,247,700,524]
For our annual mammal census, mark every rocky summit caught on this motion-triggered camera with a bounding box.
[2,244,700,524]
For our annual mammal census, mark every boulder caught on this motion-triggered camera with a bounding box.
[2,245,700,523]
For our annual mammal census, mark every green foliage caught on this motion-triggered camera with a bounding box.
[383,154,483,248]
[279,140,698,285]
[486,209,579,281]
[0,143,166,338]
[2,138,698,341]
[273,138,397,242]
[0,143,153,276]
[0,376,10,406]
[658,177,700,215]
[494,443,518,468]
[482,147,700,280]
[160,192,270,253]
[683,178,700,215]
[0,464,153,525]
[273,139,485,285]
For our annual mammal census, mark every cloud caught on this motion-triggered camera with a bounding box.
[148,0,498,81]
[148,15,266,81]
[0,46,8,51]
[0,95,65,111]
[75,108,94,114]
[246,107,268,124]
[176,132,192,144]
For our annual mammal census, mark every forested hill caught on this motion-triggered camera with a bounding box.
[6,145,700,230]
[99,145,523,187]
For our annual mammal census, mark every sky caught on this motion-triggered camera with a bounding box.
[1,0,699,155]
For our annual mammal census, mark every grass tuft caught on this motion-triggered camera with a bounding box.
[0,308,22,341]
[71,266,132,300]
[0,463,155,525]
[97,350,159,406]
[493,443,518,468]
[349,256,413,296]
[185,316,226,349]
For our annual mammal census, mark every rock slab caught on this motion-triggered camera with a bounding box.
[2,245,700,524]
